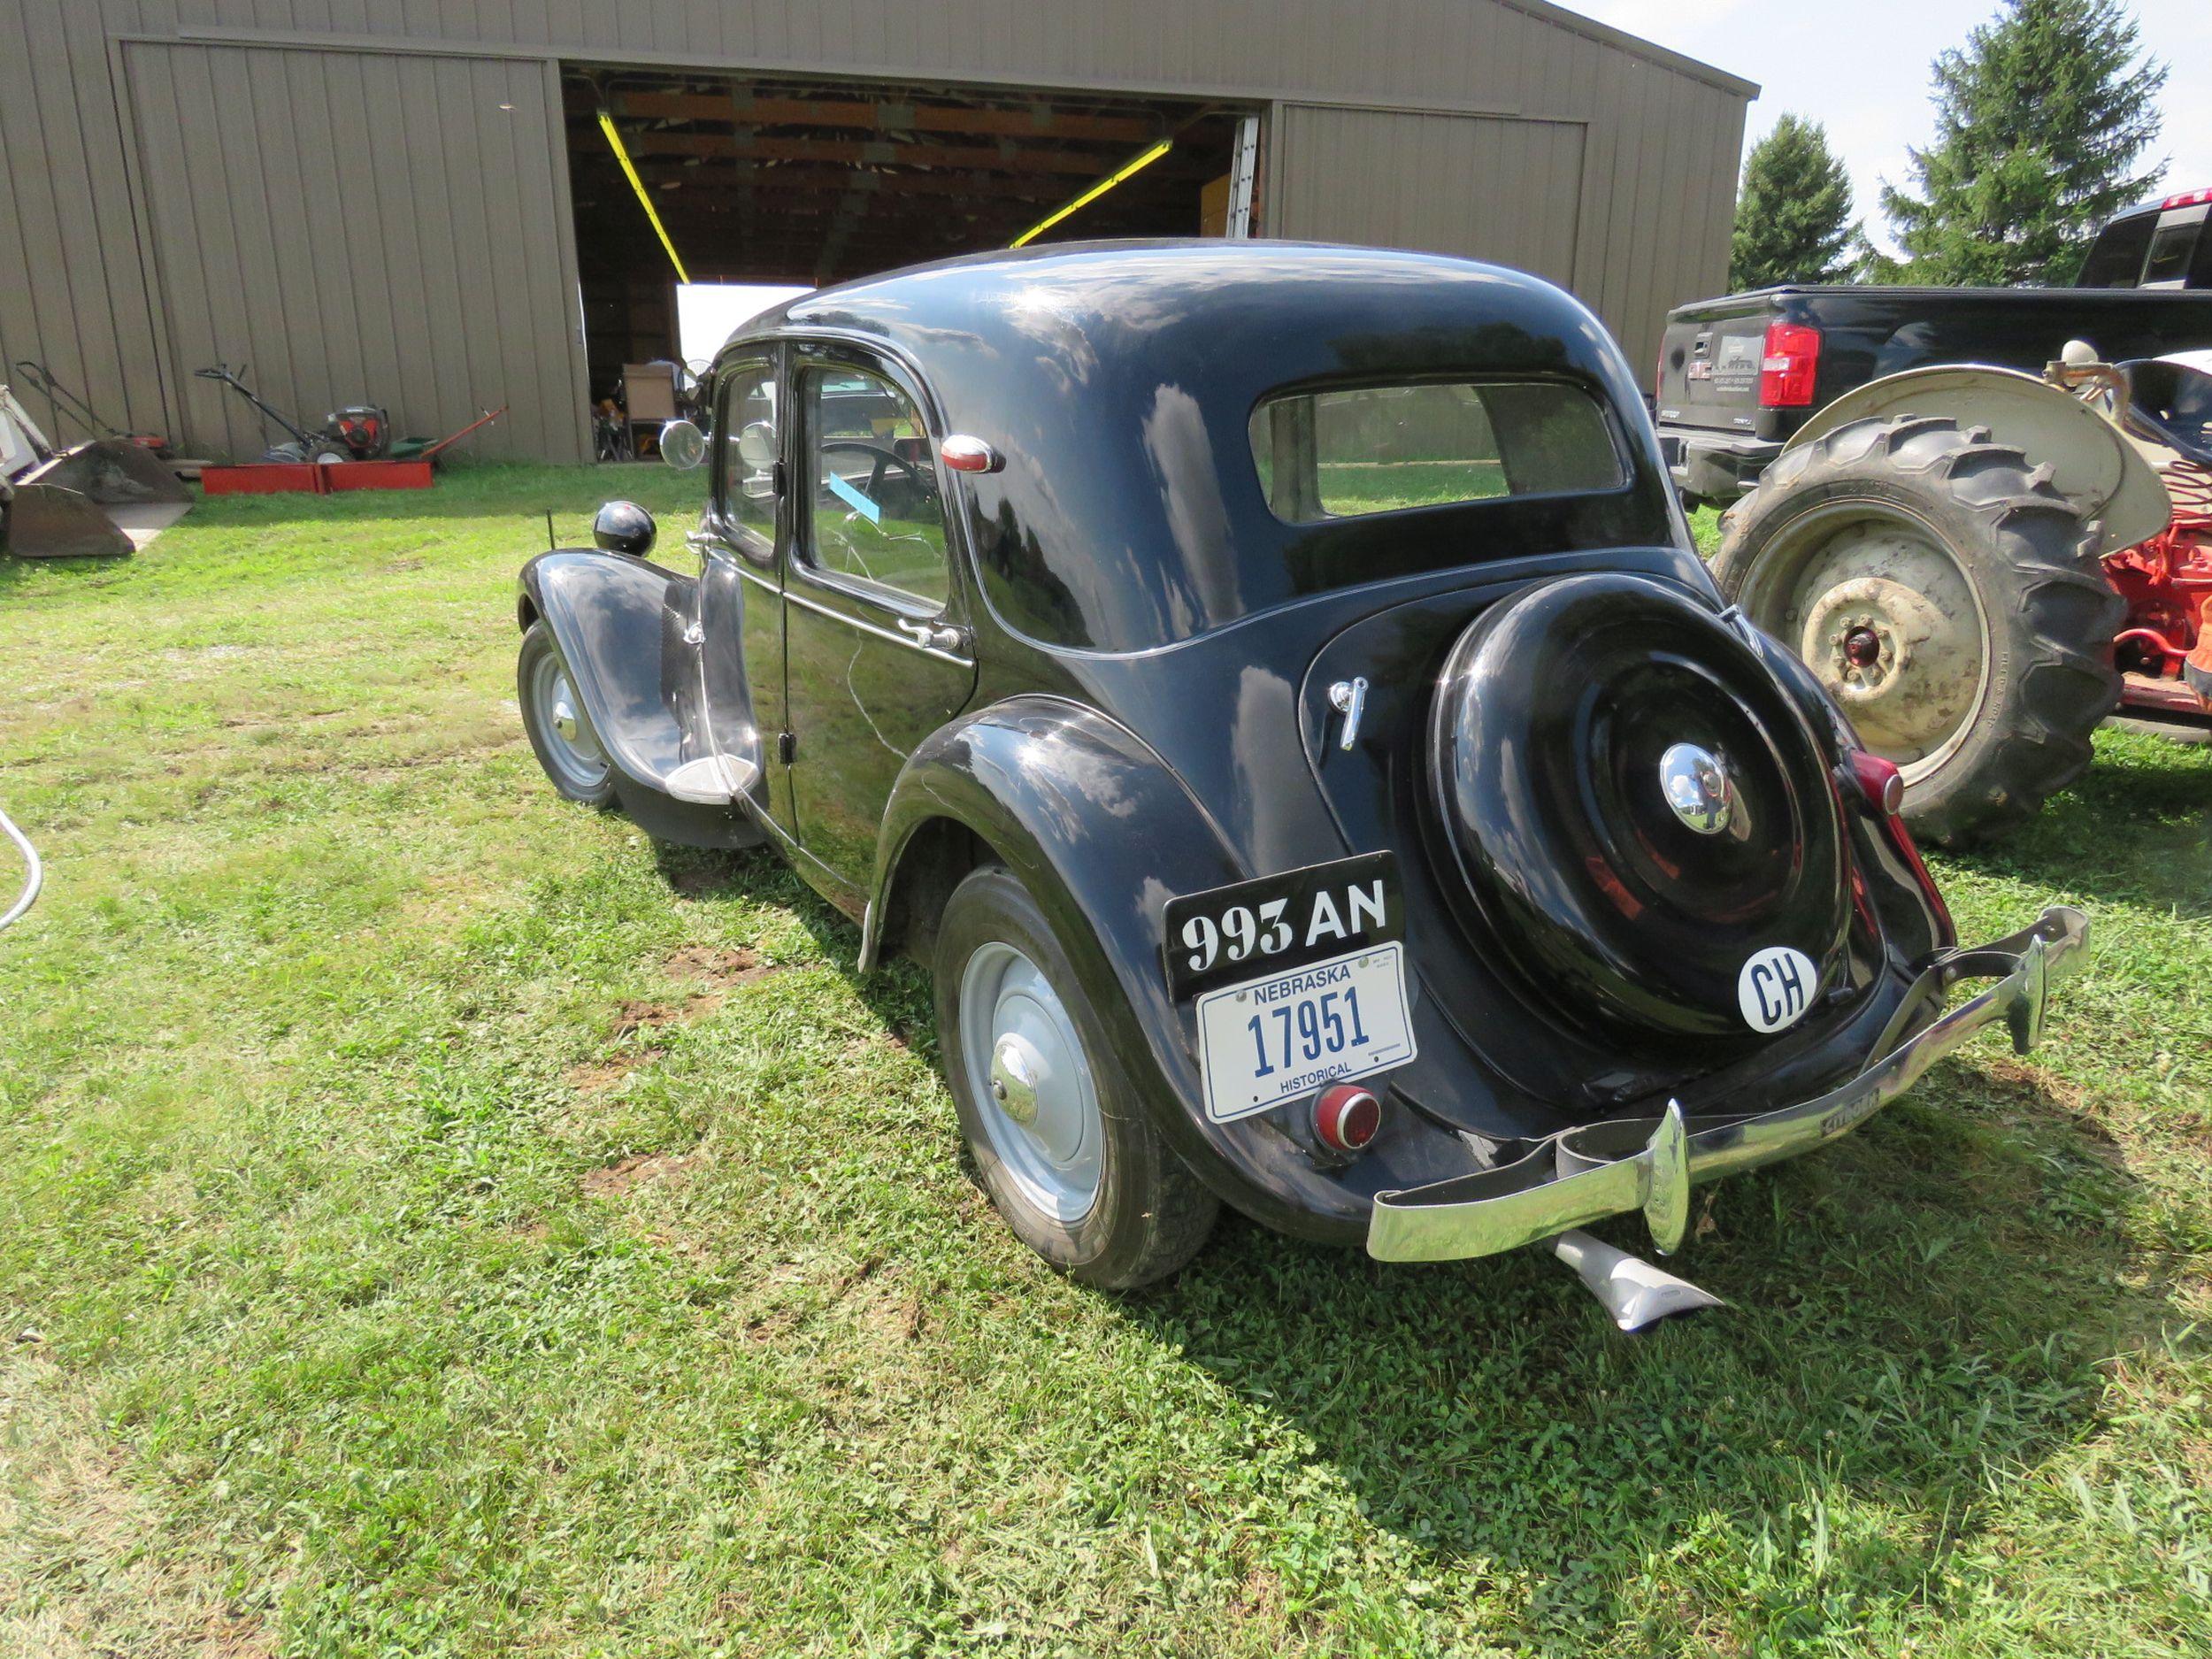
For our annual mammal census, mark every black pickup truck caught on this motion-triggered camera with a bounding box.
[1657,188,2212,503]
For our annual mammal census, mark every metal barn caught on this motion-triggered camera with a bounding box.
[0,1,1755,464]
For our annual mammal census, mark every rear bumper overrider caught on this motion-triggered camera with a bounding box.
[1367,907,2087,1263]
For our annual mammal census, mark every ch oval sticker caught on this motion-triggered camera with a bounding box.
[1738,946,1816,1033]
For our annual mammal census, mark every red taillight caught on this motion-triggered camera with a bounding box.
[1851,750,1905,817]
[2160,187,2212,210]
[1758,321,1821,408]
[1849,749,1954,945]
[1313,1084,1382,1154]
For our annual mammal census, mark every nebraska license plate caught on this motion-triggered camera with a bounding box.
[1193,942,1417,1123]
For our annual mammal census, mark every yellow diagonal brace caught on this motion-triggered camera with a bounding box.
[1011,139,1173,249]
[598,109,690,283]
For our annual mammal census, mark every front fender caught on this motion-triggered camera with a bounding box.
[518,549,695,795]
[867,695,1374,1240]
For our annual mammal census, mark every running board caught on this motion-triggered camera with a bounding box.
[660,753,758,804]
[1552,1230,1725,1331]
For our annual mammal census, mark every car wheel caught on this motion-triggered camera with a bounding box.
[933,864,1217,1289]
[1712,413,2123,847]
[517,620,618,807]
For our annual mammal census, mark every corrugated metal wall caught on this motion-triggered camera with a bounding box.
[0,0,1752,463]
[120,42,587,462]
[1272,106,1586,288]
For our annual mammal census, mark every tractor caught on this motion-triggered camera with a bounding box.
[1710,346,2212,844]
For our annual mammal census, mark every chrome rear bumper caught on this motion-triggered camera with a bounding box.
[1367,907,2087,1263]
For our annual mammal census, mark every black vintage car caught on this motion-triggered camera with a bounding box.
[516,242,2084,1314]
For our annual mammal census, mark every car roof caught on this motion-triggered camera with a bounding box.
[719,240,1668,655]
[727,239,1624,411]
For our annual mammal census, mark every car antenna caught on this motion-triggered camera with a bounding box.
[544,508,555,552]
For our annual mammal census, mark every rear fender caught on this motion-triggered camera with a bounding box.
[1788,365,2170,555]
[865,695,1371,1237]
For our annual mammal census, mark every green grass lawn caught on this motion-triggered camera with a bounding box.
[2,469,2208,1657]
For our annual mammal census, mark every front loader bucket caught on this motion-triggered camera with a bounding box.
[0,480,136,558]
[24,437,190,507]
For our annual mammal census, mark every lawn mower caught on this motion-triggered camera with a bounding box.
[194,363,391,464]
[12,359,175,459]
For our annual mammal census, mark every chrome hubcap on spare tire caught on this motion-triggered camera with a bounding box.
[959,941,1102,1222]
[528,649,610,793]
[1740,502,1991,785]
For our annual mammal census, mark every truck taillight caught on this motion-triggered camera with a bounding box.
[1758,321,1821,408]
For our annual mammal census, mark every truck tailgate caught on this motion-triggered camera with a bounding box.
[1657,299,1770,436]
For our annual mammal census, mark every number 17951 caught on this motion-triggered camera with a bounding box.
[1246,987,1370,1078]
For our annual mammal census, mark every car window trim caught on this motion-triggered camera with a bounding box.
[789,345,959,620]
[1243,370,1639,528]
[711,349,782,571]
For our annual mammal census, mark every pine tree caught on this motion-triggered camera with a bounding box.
[1873,0,2166,286]
[1731,115,1861,289]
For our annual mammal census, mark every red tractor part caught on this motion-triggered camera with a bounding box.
[2107,457,2212,719]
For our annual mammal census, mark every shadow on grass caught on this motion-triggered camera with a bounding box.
[641,841,2185,1643]
[1119,1066,2179,1642]
[1949,744,2212,920]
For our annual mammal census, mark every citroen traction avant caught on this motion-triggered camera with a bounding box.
[515,242,2084,1324]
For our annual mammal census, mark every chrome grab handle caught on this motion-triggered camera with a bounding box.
[895,616,965,654]
[1328,676,1368,750]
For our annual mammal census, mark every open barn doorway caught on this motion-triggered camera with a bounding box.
[560,67,1255,434]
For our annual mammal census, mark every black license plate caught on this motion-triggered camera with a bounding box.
[1163,851,1404,1001]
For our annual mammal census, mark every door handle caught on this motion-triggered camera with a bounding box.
[895,617,966,654]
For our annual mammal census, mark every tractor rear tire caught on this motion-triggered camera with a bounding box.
[1712,414,2123,847]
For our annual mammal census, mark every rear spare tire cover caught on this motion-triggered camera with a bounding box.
[1427,572,1849,1046]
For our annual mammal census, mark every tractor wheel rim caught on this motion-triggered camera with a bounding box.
[530,651,610,792]
[1740,500,1992,785]
[959,940,1102,1223]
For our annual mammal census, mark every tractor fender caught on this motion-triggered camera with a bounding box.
[864,694,1373,1240]
[1787,364,2171,556]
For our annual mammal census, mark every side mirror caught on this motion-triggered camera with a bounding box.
[736,420,778,473]
[593,499,657,557]
[659,418,706,471]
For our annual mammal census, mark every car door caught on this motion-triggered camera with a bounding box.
[690,349,798,838]
[782,345,978,890]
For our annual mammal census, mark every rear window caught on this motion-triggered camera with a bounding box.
[2078,211,2154,287]
[2142,212,2206,288]
[1249,380,1624,524]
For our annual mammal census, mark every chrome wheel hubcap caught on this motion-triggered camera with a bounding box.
[530,651,610,792]
[960,941,1102,1221]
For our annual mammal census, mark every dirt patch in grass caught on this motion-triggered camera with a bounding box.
[602,948,781,1036]
[610,995,720,1035]
[564,1048,665,1093]
[581,1151,696,1199]
[663,943,779,988]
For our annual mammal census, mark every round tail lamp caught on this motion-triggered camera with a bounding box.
[1313,1084,1383,1154]
[1850,750,1905,817]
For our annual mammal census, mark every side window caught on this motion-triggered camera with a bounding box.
[715,360,779,552]
[800,365,950,609]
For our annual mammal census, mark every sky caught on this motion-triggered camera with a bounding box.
[1568,0,2212,256]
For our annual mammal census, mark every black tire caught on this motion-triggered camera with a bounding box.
[933,864,1217,1289]
[1712,414,2123,847]
[517,620,618,808]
